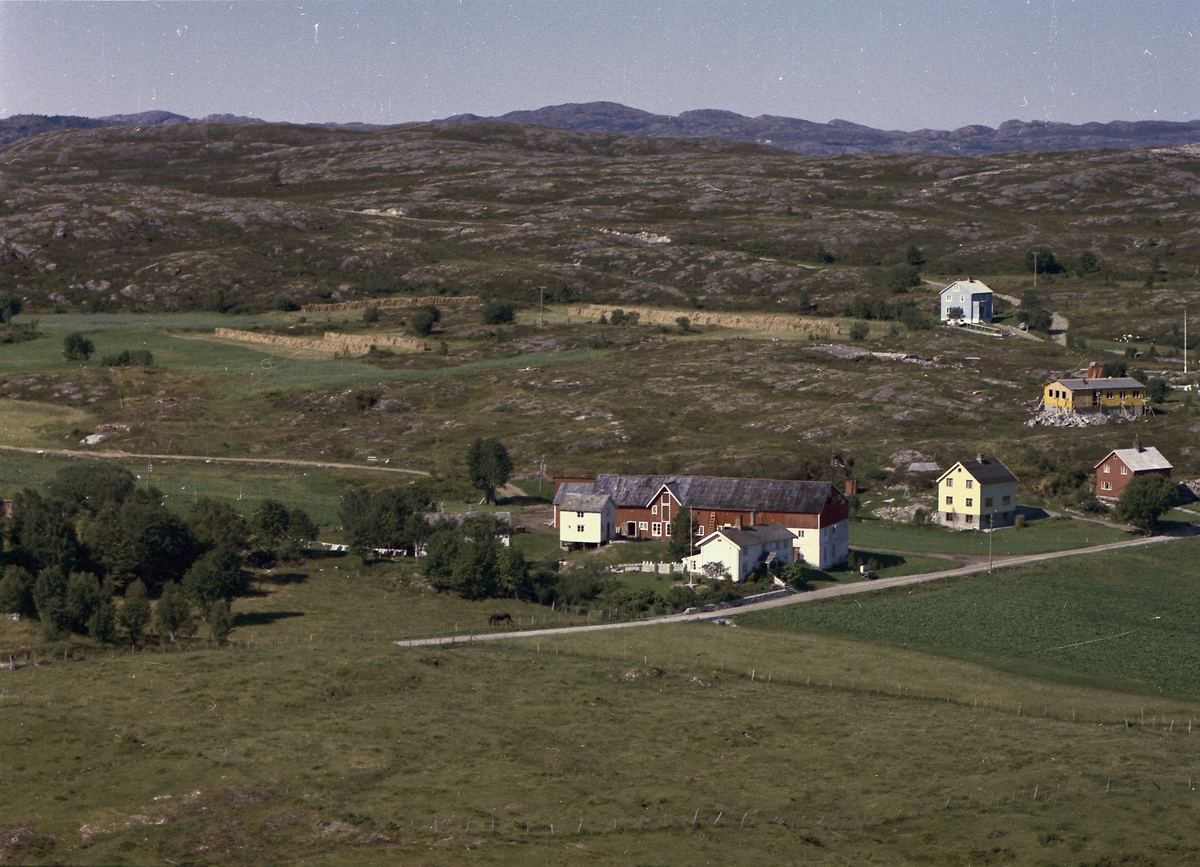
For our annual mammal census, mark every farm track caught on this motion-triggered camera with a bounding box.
[396,530,1197,647]
[0,443,429,475]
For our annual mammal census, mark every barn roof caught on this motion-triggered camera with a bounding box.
[1095,446,1172,473]
[587,474,844,513]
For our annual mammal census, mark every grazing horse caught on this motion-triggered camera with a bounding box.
[488,612,512,626]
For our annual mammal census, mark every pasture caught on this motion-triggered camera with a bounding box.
[746,537,1200,701]
[3,548,1200,864]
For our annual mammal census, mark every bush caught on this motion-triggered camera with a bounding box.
[362,306,380,324]
[63,332,94,361]
[274,295,300,312]
[410,305,440,336]
[848,321,870,341]
[886,263,921,294]
[100,349,153,367]
[481,299,516,324]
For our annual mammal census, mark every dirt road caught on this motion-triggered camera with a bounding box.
[0,443,429,475]
[395,531,1194,648]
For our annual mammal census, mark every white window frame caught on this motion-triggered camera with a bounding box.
[651,522,662,537]
[638,521,648,531]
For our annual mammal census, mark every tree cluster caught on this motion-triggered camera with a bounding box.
[842,296,929,329]
[339,484,433,555]
[1,464,317,643]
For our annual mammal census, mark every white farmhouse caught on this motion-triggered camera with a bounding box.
[685,521,795,582]
[557,492,616,549]
[939,279,993,324]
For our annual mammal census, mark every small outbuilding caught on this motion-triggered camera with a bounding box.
[1094,444,1172,500]
[939,279,993,324]
[557,492,616,549]
[685,520,795,582]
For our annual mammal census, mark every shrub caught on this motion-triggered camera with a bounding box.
[362,307,380,324]
[481,299,515,324]
[849,321,870,341]
[63,332,94,361]
[274,295,300,312]
[410,305,440,336]
[100,349,153,367]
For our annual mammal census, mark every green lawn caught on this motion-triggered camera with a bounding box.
[849,516,1132,556]
[743,538,1200,701]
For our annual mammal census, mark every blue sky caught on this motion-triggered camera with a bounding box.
[2,1,1197,130]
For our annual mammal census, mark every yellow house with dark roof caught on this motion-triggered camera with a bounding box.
[937,455,1018,530]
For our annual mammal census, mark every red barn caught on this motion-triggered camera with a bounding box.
[553,474,850,569]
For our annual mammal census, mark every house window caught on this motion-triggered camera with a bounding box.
[577,525,585,533]
[1121,391,1127,399]
[965,498,973,507]
[664,523,672,536]
[796,529,805,537]
[696,525,705,536]
[662,494,670,504]
[577,511,585,518]
[946,478,953,488]
[945,512,953,522]
[651,522,661,536]
[945,496,953,505]
[965,480,974,489]
[651,505,658,515]
[1106,391,1113,400]
[984,497,993,507]
[1002,495,1011,505]
[1134,390,1142,398]
[638,521,648,531]
[1101,481,1112,491]
[965,514,974,524]
[1103,464,1110,474]
[1120,466,1128,475]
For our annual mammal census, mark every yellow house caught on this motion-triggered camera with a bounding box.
[936,455,1018,530]
[1042,363,1145,417]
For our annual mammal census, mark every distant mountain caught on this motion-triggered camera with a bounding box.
[0,111,395,148]
[445,102,1200,156]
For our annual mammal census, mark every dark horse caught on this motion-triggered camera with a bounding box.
[488,612,512,626]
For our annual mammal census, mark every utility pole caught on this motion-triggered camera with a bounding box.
[539,287,544,328]
[1185,306,1189,376]
[987,516,993,573]
[1033,251,1038,289]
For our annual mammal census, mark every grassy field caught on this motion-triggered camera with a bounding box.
[744,538,1200,702]
[849,515,1133,556]
[4,553,1200,864]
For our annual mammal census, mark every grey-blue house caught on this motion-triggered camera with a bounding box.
[939,279,993,324]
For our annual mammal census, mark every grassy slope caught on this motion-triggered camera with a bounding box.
[744,538,1200,701]
[4,559,1200,865]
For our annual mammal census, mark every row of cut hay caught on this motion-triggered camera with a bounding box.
[567,304,841,336]
[213,328,426,355]
[300,295,477,313]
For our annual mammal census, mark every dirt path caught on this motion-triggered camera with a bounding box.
[395,531,1195,648]
[0,443,429,475]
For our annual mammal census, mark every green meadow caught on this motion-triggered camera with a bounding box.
[3,541,1200,863]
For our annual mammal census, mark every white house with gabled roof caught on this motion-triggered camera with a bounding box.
[557,492,616,549]
[939,279,993,324]
[684,520,795,582]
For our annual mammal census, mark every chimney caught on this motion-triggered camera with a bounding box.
[749,510,756,526]
[1135,438,1143,453]
[735,514,744,530]
[975,453,984,464]
[1087,361,1105,379]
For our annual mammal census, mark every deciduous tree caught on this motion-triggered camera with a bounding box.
[465,438,513,505]
[1115,474,1179,531]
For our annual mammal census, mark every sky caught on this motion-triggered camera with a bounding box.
[1,1,1197,132]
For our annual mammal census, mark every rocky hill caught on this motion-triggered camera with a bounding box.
[0,117,1197,347]
[450,102,1200,156]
